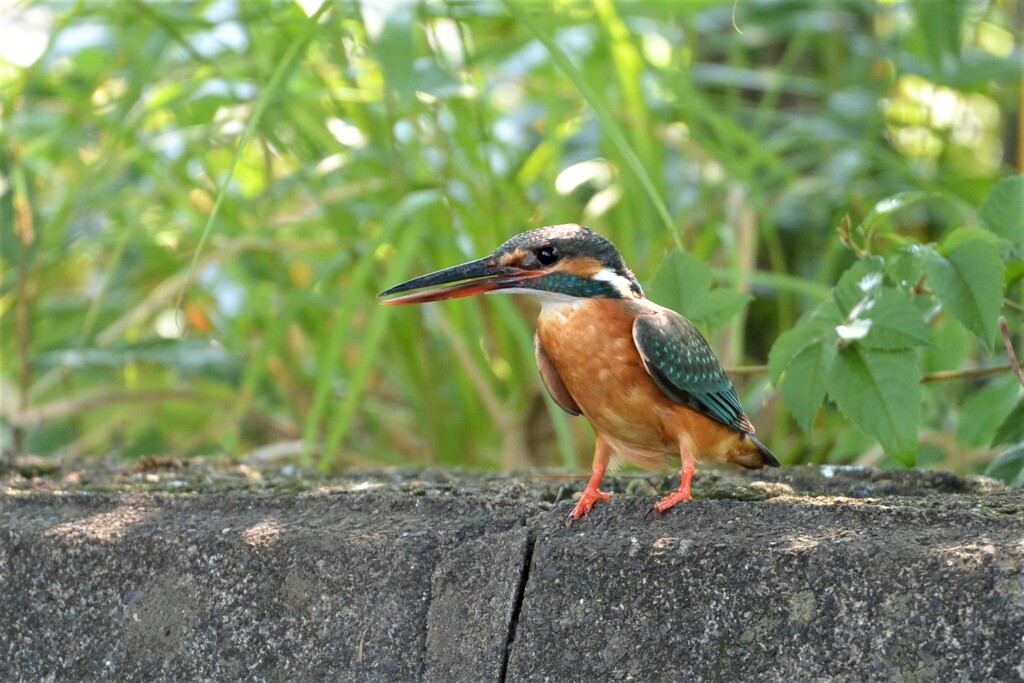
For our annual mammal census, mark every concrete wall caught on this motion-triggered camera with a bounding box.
[2,467,1022,681]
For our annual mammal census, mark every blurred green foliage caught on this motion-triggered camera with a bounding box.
[1,0,1021,478]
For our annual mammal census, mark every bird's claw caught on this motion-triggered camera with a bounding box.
[645,489,693,522]
[565,488,612,527]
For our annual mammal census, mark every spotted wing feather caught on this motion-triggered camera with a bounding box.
[535,332,581,416]
[632,310,754,433]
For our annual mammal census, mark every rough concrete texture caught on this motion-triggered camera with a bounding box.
[2,465,1023,682]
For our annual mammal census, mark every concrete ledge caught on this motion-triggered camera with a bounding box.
[2,466,1022,681]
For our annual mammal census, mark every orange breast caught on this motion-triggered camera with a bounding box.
[536,298,751,467]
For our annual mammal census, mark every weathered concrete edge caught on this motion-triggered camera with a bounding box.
[2,469,1023,682]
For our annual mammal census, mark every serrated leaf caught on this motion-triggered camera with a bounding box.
[769,324,822,383]
[978,175,1024,245]
[780,340,836,436]
[767,301,842,381]
[648,250,748,328]
[858,289,933,350]
[648,250,711,314]
[859,191,933,235]
[992,398,1024,446]
[886,245,926,292]
[941,226,1007,251]
[833,257,885,316]
[923,239,1004,348]
[984,444,1024,488]
[957,377,1020,448]
[828,346,921,464]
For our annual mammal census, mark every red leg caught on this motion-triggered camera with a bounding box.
[567,438,613,526]
[650,450,696,518]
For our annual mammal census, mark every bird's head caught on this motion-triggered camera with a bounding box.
[378,224,643,306]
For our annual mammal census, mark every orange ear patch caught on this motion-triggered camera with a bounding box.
[556,256,604,278]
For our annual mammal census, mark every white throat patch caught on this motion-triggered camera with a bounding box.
[592,268,635,298]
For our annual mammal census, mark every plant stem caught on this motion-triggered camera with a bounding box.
[1000,317,1024,389]
[728,363,1017,384]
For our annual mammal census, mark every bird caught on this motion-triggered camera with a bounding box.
[378,224,778,524]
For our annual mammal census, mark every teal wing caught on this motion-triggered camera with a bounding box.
[632,310,754,433]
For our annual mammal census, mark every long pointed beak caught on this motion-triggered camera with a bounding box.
[378,257,545,306]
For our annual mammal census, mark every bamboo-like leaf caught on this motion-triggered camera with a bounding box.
[985,444,1024,488]
[176,1,332,312]
[304,190,442,465]
[503,0,681,250]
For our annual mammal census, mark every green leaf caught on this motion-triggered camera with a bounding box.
[910,0,966,69]
[780,339,836,436]
[1007,261,1024,287]
[978,175,1024,245]
[858,289,933,350]
[649,251,710,312]
[984,444,1024,488]
[828,346,921,464]
[956,377,1020,448]
[647,250,749,328]
[689,290,752,328]
[373,6,418,103]
[767,300,841,382]
[832,257,885,316]
[830,259,930,350]
[941,225,1007,251]
[858,191,933,237]
[992,398,1024,446]
[886,245,926,292]
[923,239,1005,348]
[922,314,973,374]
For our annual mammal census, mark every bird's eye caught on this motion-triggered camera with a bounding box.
[536,246,559,266]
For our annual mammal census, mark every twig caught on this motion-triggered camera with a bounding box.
[5,390,224,428]
[728,363,1016,384]
[920,364,1014,384]
[726,364,768,376]
[1000,316,1024,389]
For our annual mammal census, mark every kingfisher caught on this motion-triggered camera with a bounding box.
[379,224,778,524]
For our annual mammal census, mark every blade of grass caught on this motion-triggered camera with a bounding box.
[593,0,659,250]
[319,197,436,466]
[504,0,682,251]
[302,189,442,466]
[175,0,332,314]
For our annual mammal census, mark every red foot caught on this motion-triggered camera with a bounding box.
[566,487,612,526]
[652,488,692,514]
[646,459,696,521]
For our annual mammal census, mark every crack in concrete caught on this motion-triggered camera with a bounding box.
[417,553,435,681]
[499,531,535,683]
